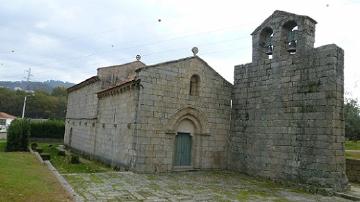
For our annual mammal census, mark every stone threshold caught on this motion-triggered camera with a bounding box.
[172,166,200,172]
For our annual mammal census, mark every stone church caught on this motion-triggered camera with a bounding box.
[64,10,348,191]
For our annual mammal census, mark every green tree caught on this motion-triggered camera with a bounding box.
[0,87,67,119]
[345,98,360,140]
[51,86,67,97]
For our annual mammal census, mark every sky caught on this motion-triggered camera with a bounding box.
[0,0,359,100]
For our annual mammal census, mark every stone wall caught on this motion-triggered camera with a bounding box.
[65,81,101,120]
[230,11,347,191]
[64,81,101,153]
[65,119,97,156]
[97,61,145,89]
[346,158,360,183]
[133,57,232,172]
[94,86,138,167]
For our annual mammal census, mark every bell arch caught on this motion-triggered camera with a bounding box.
[281,20,298,55]
[259,27,274,59]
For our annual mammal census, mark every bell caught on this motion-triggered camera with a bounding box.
[287,40,296,53]
[265,45,273,55]
[265,37,273,55]
[287,31,297,53]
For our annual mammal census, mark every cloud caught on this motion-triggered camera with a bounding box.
[0,0,359,100]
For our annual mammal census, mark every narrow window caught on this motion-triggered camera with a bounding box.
[189,75,200,96]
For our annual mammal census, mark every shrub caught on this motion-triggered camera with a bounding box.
[30,119,65,139]
[6,119,31,152]
[30,142,38,150]
[66,154,80,164]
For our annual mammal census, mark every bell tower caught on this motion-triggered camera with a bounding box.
[251,10,316,62]
[231,10,348,191]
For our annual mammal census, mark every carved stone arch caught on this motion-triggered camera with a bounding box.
[166,107,209,135]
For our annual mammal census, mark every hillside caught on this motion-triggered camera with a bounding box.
[0,80,74,93]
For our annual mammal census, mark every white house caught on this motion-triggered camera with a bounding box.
[0,112,16,133]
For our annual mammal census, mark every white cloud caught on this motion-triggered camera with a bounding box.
[0,0,359,100]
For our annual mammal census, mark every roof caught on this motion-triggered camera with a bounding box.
[97,79,140,98]
[97,60,146,70]
[251,10,317,35]
[0,112,16,119]
[67,76,100,93]
[68,56,232,95]
[136,56,233,86]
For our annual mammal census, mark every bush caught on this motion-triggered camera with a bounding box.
[6,119,31,152]
[30,119,65,139]
[30,142,38,150]
[66,154,80,164]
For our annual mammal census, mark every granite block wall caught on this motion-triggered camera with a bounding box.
[133,57,232,172]
[65,81,100,120]
[64,81,101,153]
[95,87,138,167]
[231,45,347,191]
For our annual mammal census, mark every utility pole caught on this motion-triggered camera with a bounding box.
[21,68,32,119]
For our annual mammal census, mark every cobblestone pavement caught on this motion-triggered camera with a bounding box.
[64,171,350,202]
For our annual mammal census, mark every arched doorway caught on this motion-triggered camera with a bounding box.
[166,107,209,170]
[174,119,195,167]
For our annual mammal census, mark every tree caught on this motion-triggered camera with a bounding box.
[51,86,67,97]
[344,98,360,141]
[0,87,67,119]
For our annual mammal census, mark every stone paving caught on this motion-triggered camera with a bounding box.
[64,171,350,202]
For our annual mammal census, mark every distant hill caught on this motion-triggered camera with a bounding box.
[0,80,75,93]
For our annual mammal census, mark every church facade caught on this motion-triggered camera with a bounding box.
[64,11,348,191]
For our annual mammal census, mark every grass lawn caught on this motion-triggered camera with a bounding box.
[0,140,70,202]
[36,142,112,173]
[345,140,360,150]
[346,151,360,159]
[345,141,360,159]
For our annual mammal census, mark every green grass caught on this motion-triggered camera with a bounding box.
[36,142,112,173]
[345,141,360,150]
[0,141,70,202]
[346,151,360,159]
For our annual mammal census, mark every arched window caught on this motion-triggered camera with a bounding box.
[259,27,274,59]
[282,21,298,54]
[189,75,200,96]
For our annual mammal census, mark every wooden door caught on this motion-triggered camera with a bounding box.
[174,133,192,166]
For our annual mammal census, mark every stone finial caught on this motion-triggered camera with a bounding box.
[191,47,199,56]
[136,55,141,61]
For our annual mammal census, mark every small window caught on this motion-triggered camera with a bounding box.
[0,119,6,126]
[190,75,200,96]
